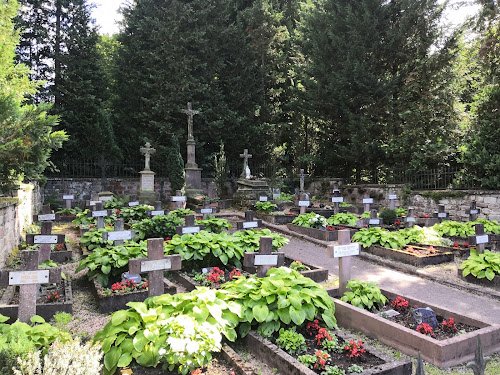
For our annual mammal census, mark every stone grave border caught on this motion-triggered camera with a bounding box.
[0,278,72,323]
[242,329,412,375]
[286,223,358,242]
[254,212,296,225]
[365,245,455,267]
[89,277,177,314]
[457,269,500,291]
[327,287,500,368]
[445,234,499,252]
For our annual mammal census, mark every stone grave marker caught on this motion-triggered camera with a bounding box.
[172,190,187,209]
[258,194,269,202]
[331,186,344,214]
[367,209,382,227]
[388,190,398,210]
[197,202,214,219]
[239,149,253,179]
[148,201,166,217]
[413,307,438,329]
[176,215,204,235]
[327,229,360,296]
[405,208,417,228]
[297,192,310,215]
[140,142,156,171]
[469,223,490,254]
[297,169,308,193]
[102,219,135,246]
[62,194,75,209]
[129,238,182,297]
[87,202,111,229]
[362,193,373,213]
[466,201,481,221]
[0,250,61,322]
[236,210,262,230]
[434,204,449,222]
[272,188,281,200]
[243,236,284,277]
[127,200,142,207]
[30,205,64,263]
[100,195,113,202]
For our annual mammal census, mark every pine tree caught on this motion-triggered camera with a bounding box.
[166,135,185,192]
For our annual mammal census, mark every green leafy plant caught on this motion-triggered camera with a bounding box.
[169,208,195,219]
[273,192,294,202]
[340,279,387,311]
[396,208,407,217]
[104,195,129,209]
[232,229,289,252]
[71,209,92,226]
[347,364,364,374]
[200,195,220,204]
[56,207,82,216]
[351,227,406,249]
[254,201,277,214]
[326,213,358,226]
[292,213,327,229]
[289,259,310,271]
[118,204,153,224]
[378,208,397,225]
[196,215,232,233]
[79,226,117,250]
[298,354,316,369]
[339,202,353,208]
[321,365,346,375]
[132,213,184,240]
[459,249,500,281]
[276,328,307,354]
[361,211,371,219]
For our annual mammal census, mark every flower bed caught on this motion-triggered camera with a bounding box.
[365,244,454,267]
[0,278,73,323]
[243,257,329,283]
[242,329,411,375]
[329,288,500,368]
[255,212,296,225]
[457,269,500,291]
[90,276,177,314]
[287,224,337,241]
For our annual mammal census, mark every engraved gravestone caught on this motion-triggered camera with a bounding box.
[413,307,438,329]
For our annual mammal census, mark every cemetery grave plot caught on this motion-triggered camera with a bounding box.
[457,249,500,290]
[330,288,500,368]
[254,211,297,225]
[365,244,455,267]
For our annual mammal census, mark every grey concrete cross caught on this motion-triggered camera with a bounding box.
[0,250,61,322]
[434,204,449,222]
[176,215,204,235]
[239,149,252,178]
[405,208,417,228]
[298,193,310,215]
[87,202,112,229]
[388,190,398,210]
[181,102,200,140]
[243,236,284,277]
[362,192,373,213]
[172,190,187,209]
[140,142,156,171]
[148,201,166,217]
[30,205,63,263]
[62,194,75,209]
[331,185,344,214]
[129,238,182,298]
[236,210,262,230]
[102,219,135,246]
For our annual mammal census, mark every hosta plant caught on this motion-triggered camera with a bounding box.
[232,229,289,252]
[117,204,153,224]
[254,201,277,214]
[459,249,500,281]
[351,227,406,249]
[79,226,117,251]
[132,213,184,240]
[326,213,358,226]
[196,215,232,233]
[292,213,327,229]
[340,279,387,311]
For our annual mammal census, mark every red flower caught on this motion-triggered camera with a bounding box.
[423,214,429,218]
[229,269,242,280]
[463,242,469,248]
[416,323,434,336]
[115,209,121,215]
[344,340,366,358]
[394,220,401,225]
[390,296,409,312]
[452,242,459,248]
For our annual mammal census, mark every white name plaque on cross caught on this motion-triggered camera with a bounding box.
[172,196,187,202]
[254,254,278,266]
[37,214,56,221]
[89,200,101,206]
[243,222,259,229]
[34,235,58,244]
[92,210,109,217]
[438,212,448,218]
[106,231,134,241]
[151,210,165,216]
[476,235,489,244]
[406,217,416,222]
[362,198,374,204]
[298,201,310,207]
[369,219,381,225]
[331,197,344,203]
[200,208,213,214]
[141,259,172,273]
[333,243,360,258]
[389,195,398,200]
[9,270,50,285]
[128,201,140,207]
[470,209,479,215]
[182,227,201,234]
[63,195,74,200]
[259,196,268,202]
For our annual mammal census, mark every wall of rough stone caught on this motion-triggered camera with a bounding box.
[0,183,42,267]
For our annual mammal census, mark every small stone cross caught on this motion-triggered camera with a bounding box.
[148,201,166,217]
[405,208,417,228]
[239,149,253,179]
[469,224,490,254]
[327,230,360,296]
[30,205,63,264]
[298,193,310,215]
[172,190,187,209]
[367,209,382,227]
[466,201,481,221]
[140,142,156,171]
[388,190,398,210]
[62,194,75,209]
[198,202,214,219]
[129,238,182,297]
[87,202,111,229]
[236,210,262,230]
[362,193,373,213]
[0,250,61,322]
[102,219,135,246]
[434,204,449,222]
[298,169,309,192]
[175,215,204,235]
[181,102,200,140]
[331,186,344,214]
[243,236,284,277]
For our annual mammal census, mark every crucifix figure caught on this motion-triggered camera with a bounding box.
[240,149,253,179]
[140,142,156,171]
[298,169,309,192]
[181,102,200,140]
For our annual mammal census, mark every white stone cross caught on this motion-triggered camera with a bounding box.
[129,238,182,298]
[181,102,200,140]
[243,236,284,277]
[240,149,253,179]
[327,230,360,296]
[388,190,398,210]
[298,169,309,192]
[140,142,156,171]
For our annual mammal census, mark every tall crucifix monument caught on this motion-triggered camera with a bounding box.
[138,142,157,204]
[182,102,202,192]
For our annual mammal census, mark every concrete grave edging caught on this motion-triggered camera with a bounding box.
[457,269,500,291]
[366,245,455,267]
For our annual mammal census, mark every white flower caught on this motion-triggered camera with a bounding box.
[158,348,167,356]
[167,337,186,352]
[186,341,199,354]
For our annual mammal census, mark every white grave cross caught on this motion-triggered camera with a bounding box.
[327,230,360,296]
[239,149,253,179]
[140,142,156,171]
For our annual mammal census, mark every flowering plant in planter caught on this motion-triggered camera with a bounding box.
[442,317,457,333]
[416,323,434,336]
[47,291,60,302]
[344,340,366,358]
[292,213,327,229]
[107,279,148,294]
[390,296,409,313]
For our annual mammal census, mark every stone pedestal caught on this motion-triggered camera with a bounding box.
[138,170,156,204]
[234,179,269,200]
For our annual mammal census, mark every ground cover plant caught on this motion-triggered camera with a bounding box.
[254,201,278,214]
[292,213,328,228]
[195,215,231,233]
[459,249,500,281]
[131,211,184,239]
[340,279,387,311]
[326,213,358,226]
[433,219,500,237]
[117,204,154,224]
